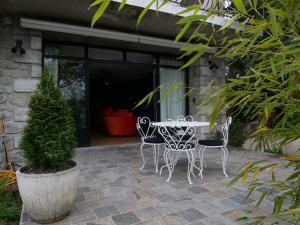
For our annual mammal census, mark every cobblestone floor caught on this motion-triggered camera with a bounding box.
[22,144,288,225]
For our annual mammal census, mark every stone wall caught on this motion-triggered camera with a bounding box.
[189,55,226,139]
[0,16,42,168]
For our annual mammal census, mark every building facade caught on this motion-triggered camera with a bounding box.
[0,0,227,166]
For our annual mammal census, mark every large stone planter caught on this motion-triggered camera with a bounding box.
[16,162,80,224]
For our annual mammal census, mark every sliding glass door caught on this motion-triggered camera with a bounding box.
[159,67,186,121]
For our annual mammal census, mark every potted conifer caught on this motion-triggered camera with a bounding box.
[16,68,79,223]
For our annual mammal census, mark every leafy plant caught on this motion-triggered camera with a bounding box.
[89,0,300,223]
[228,119,246,147]
[0,177,21,225]
[20,67,76,172]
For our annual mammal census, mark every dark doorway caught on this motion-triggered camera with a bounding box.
[89,62,154,145]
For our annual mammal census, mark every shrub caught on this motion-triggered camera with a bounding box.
[20,68,76,172]
[228,120,246,147]
[0,177,21,225]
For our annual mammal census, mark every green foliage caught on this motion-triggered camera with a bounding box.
[228,119,246,147]
[20,67,76,172]
[0,177,21,224]
[228,158,300,224]
[90,0,300,223]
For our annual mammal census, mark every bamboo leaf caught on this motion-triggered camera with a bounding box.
[287,208,300,214]
[285,171,300,180]
[282,156,300,161]
[233,0,247,14]
[241,170,248,184]
[268,5,284,36]
[175,22,192,42]
[90,0,104,8]
[177,15,207,25]
[250,168,261,181]
[256,192,267,207]
[219,15,239,31]
[137,0,156,27]
[91,0,111,27]
[180,45,208,69]
[118,0,127,11]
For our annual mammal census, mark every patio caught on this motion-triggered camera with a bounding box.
[21,144,286,225]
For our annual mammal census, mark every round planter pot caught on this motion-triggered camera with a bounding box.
[16,162,80,224]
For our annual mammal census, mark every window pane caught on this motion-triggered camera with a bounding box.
[159,56,183,67]
[43,44,84,57]
[88,48,123,61]
[127,52,154,63]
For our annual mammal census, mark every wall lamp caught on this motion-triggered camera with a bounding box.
[208,60,218,70]
[11,40,26,54]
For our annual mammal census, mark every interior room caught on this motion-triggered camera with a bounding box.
[89,62,154,146]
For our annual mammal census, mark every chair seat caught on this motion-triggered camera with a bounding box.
[198,139,224,146]
[144,136,165,144]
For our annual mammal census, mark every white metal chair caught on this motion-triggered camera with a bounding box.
[198,117,232,177]
[136,117,165,173]
[158,121,201,184]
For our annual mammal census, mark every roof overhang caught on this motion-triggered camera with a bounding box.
[20,17,216,52]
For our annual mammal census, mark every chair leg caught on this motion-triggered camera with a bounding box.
[166,151,174,182]
[140,143,146,170]
[197,145,203,167]
[223,146,229,164]
[221,146,229,177]
[155,145,160,173]
[160,149,169,175]
[191,150,202,178]
[186,150,193,185]
[190,151,196,177]
[199,146,206,176]
[153,145,158,173]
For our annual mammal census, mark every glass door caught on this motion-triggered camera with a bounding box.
[44,58,89,147]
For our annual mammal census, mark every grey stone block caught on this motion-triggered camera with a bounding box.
[31,64,42,77]
[13,79,39,92]
[94,205,120,218]
[188,186,209,194]
[178,208,207,222]
[112,212,141,225]
[14,135,21,148]
[4,122,23,134]
[8,93,30,107]
[14,107,29,122]
[30,36,42,50]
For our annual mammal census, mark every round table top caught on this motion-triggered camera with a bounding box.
[152,121,211,127]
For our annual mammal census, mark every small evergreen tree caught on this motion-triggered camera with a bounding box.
[20,67,76,172]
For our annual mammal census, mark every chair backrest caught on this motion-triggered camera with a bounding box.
[221,117,232,145]
[136,117,156,139]
[158,122,197,151]
[176,115,194,122]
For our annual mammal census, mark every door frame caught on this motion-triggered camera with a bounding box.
[42,41,189,146]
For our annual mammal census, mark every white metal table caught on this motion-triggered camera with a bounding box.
[152,121,211,127]
[152,121,213,184]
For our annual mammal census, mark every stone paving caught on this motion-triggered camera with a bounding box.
[21,144,288,225]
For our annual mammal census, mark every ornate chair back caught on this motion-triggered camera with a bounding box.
[221,117,232,146]
[158,124,197,151]
[176,115,194,122]
[136,117,156,141]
